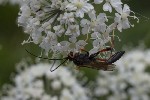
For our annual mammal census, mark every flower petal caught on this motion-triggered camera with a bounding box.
[103,2,112,12]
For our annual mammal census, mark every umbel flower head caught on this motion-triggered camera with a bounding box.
[18,0,139,56]
[0,63,90,100]
[94,49,150,100]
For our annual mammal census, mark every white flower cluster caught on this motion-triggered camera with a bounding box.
[95,49,150,100]
[0,63,90,100]
[18,0,138,55]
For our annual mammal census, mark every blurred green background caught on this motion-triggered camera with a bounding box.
[0,0,150,89]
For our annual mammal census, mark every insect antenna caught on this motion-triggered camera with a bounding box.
[25,49,69,72]
[25,49,66,60]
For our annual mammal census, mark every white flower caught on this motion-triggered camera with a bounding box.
[0,63,90,100]
[41,94,51,100]
[53,25,65,37]
[59,12,75,24]
[65,25,80,37]
[66,0,94,18]
[81,12,108,34]
[51,80,61,90]
[94,0,122,12]
[94,49,150,100]
[41,21,52,33]
[87,24,115,55]
[40,31,57,52]
[60,89,74,100]
[16,0,139,58]
[76,40,87,50]
[114,4,139,32]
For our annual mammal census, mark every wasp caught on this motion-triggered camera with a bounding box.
[67,48,125,71]
[26,47,125,72]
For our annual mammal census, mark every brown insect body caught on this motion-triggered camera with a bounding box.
[67,50,125,71]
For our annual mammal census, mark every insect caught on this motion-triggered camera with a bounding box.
[26,47,125,72]
[67,48,124,71]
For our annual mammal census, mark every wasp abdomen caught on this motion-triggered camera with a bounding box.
[107,51,125,64]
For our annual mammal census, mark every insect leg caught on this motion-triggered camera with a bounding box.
[25,49,69,72]
[96,58,107,62]
[107,30,118,57]
[110,30,115,48]
[89,47,112,59]
[50,60,56,72]
[85,33,89,42]
[50,59,68,72]
[25,49,66,60]
[98,47,113,53]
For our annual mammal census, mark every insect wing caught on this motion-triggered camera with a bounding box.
[80,61,116,71]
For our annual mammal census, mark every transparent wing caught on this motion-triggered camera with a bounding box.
[79,61,116,71]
